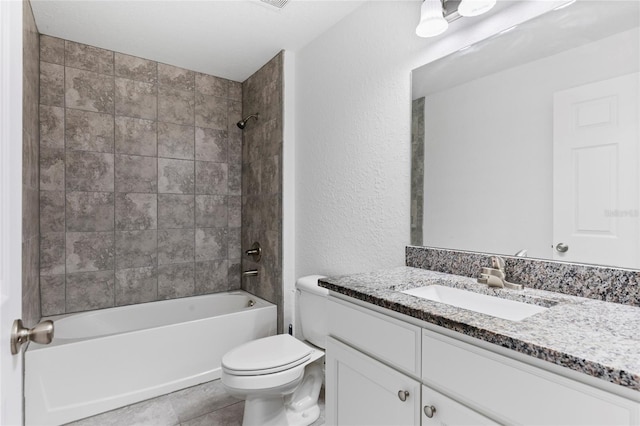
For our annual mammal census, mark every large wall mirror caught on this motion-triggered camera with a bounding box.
[411,0,640,269]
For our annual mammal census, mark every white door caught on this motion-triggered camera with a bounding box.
[326,337,421,426]
[1,0,25,424]
[553,73,640,268]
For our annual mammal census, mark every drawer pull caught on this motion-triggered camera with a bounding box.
[398,390,410,402]
[423,405,437,418]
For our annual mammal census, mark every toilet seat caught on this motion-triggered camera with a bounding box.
[222,334,312,376]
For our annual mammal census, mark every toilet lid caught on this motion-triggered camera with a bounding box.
[222,334,312,376]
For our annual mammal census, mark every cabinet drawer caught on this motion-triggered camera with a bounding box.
[328,298,421,376]
[422,329,640,425]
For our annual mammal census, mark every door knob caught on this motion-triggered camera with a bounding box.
[555,243,569,253]
[423,405,437,418]
[10,319,54,355]
[397,390,410,401]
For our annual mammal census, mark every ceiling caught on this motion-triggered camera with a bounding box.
[31,0,367,82]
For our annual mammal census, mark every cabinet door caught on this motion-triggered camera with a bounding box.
[422,385,498,426]
[326,337,421,426]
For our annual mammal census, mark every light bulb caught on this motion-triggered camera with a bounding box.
[416,0,449,38]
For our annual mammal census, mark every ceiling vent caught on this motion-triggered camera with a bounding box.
[259,0,290,10]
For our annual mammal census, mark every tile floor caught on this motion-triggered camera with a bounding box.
[66,379,325,426]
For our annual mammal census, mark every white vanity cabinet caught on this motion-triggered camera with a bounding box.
[326,296,640,426]
[326,337,421,425]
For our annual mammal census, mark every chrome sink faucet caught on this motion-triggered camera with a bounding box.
[478,256,524,290]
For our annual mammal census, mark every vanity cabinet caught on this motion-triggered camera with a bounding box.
[326,297,640,426]
[326,337,421,425]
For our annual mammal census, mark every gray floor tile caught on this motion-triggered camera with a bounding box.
[168,379,240,422]
[67,395,179,426]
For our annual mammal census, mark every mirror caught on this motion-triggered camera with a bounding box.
[411,0,640,269]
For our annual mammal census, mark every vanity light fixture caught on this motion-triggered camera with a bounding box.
[458,0,496,17]
[416,0,449,38]
[416,0,497,38]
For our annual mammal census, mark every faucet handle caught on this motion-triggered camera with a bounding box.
[490,256,505,271]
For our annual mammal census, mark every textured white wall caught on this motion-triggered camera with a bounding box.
[292,0,563,280]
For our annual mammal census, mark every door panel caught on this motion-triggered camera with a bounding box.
[553,73,639,267]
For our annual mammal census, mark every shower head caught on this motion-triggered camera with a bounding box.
[237,113,259,130]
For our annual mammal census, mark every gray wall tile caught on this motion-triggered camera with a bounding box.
[65,108,114,153]
[65,40,114,75]
[158,263,194,300]
[66,232,115,273]
[39,37,246,316]
[195,260,229,295]
[261,154,280,195]
[66,151,114,192]
[40,35,64,65]
[40,232,65,275]
[115,78,157,120]
[196,161,228,195]
[195,228,227,261]
[65,67,114,113]
[229,81,242,102]
[228,227,241,260]
[158,122,195,160]
[228,164,241,196]
[158,63,195,91]
[115,154,158,193]
[158,86,194,126]
[40,105,65,149]
[66,270,115,312]
[195,195,227,228]
[23,4,40,326]
[40,148,65,191]
[40,191,65,233]
[66,191,115,232]
[158,194,195,229]
[158,229,194,265]
[228,196,241,228]
[115,116,157,156]
[228,260,241,289]
[115,266,157,305]
[195,93,227,130]
[115,193,157,231]
[40,275,65,316]
[196,73,228,98]
[158,158,195,194]
[40,62,64,106]
[115,53,157,84]
[195,127,227,162]
[115,230,157,269]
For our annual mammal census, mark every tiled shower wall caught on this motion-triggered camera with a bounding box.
[38,35,243,315]
[22,0,40,327]
[241,52,284,332]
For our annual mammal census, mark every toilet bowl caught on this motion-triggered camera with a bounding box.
[221,275,328,426]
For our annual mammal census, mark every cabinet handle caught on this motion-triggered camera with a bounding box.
[423,405,437,418]
[397,390,410,402]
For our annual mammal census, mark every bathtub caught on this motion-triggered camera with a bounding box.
[25,290,276,426]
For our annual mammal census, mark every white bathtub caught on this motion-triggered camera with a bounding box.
[25,290,276,426]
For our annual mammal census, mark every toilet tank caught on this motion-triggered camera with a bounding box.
[296,275,328,349]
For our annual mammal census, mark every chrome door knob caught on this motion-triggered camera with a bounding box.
[555,243,569,253]
[397,390,410,402]
[423,405,437,418]
[10,319,54,355]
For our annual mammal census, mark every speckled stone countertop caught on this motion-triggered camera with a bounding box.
[319,266,640,392]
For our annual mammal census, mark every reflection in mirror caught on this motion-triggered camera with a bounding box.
[411,0,640,269]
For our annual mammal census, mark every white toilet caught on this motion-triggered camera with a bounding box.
[221,275,328,426]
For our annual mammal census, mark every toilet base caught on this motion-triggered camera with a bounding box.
[239,360,324,426]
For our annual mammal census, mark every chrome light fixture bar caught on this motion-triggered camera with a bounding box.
[416,0,496,38]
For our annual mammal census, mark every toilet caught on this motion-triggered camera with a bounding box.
[221,275,328,426]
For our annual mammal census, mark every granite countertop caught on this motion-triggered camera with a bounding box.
[319,266,640,392]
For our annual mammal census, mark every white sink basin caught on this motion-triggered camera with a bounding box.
[401,285,548,321]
